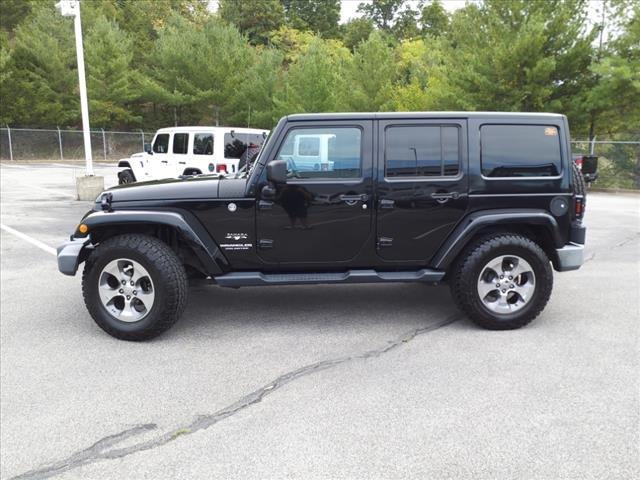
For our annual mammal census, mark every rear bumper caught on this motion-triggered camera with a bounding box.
[57,237,91,276]
[555,243,585,272]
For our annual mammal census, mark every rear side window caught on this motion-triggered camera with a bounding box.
[172,133,189,154]
[152,134,169,154]
[481,125,562,177]
[193,133,213,155]
[385,125,460,177]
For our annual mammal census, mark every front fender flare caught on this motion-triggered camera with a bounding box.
[80,209,227,276]
[430,209,563,270]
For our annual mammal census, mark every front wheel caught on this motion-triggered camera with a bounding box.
[450,233,553,330]
[82,234,188,340]
[118,169,136,185]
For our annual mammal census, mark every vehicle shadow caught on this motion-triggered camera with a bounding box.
[174,282,470,336]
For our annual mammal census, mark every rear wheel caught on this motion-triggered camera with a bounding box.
[82,234,188,340]
[450,233,553,330]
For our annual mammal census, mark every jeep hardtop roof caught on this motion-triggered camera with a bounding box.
[286,112,565,121]
[155,126,268,133]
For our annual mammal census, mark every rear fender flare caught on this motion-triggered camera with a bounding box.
[430,209,562,270]
[82,209,228,275]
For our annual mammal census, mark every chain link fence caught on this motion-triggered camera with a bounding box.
[571,140,640,190]
[1,127,638,189]
[0,127,155,162]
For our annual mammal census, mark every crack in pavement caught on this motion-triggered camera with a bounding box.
[12,314,461,480]
[584,232,639,264]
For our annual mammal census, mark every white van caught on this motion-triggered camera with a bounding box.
[117,126,268,184]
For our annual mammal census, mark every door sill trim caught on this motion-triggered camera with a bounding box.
[215,269,445,288]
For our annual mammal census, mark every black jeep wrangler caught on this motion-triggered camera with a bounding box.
[58,113,587,340]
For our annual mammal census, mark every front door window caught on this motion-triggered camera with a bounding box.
[257,123,373,264]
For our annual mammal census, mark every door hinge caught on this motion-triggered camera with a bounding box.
[377,237,393,248]
[258,239,274,249]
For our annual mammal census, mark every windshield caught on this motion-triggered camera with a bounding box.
[234,131,270,178]
[224,133,267,159]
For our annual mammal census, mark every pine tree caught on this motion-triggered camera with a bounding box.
[84,16,141,128]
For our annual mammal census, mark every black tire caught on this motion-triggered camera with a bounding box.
[118,169,135,185]
[450,233,553,330]
[82,234,188,341]
[571,159,586,196]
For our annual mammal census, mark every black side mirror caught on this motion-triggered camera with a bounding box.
[144,143,152,154]
[267,160,287,184]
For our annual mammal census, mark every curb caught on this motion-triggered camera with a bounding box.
[589,188,640,195]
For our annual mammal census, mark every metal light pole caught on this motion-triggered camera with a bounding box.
[56,0,103,200]
[55,0,93,175]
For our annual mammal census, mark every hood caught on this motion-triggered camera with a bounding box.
[106,175,221,203]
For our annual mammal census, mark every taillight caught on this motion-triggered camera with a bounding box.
[575,195,585,220]
[574,157,583,171]
[216,163,227,173]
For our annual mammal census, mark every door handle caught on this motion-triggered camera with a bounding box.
[161,160,168,164]
[379,199,395,209]
[178,161,186,165]
[340,194,368,203]
[258,200,273,210]
[430,192,459,203]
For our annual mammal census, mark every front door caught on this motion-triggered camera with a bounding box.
[256,121,373,265]
[376,119,469,262]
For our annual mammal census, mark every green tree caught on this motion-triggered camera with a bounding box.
[141,15,252,126]
[340,17,375,50]
[346,31,396,111]
[218,0,284,45]
[3,3,79,126]
[274,37,350,115]
[268,26,316,64]
[392,5,420,40]
[84,16,141,128]
[227,47,285,128]
[282,0,340,37]
[420,0,449,37]
[0,31,13,124]
[428,0,596,118]
[357,0,406,31]
[0,0,38,34]
[577,0,640,138]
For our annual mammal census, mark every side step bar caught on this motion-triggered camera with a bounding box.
[214,269,445,288]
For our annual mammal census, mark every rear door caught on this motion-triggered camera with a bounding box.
[150,133,173,179]
[376,119,469,262]
[172,132,189,176]
[256,121,373,265]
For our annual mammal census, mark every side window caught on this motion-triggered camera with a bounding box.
[172,133,189,155]
[481,125,561,177]
[385,125,460,178]
[152,134,169,154]
[275,127,362,179]
[193,133,213,155]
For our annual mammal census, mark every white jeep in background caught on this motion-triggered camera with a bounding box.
[117,126,269,184]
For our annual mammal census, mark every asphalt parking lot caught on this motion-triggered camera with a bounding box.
[1,162,639,480]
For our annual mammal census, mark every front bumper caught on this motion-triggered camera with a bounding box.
[57,236,92,276]
[555,243,585,272]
